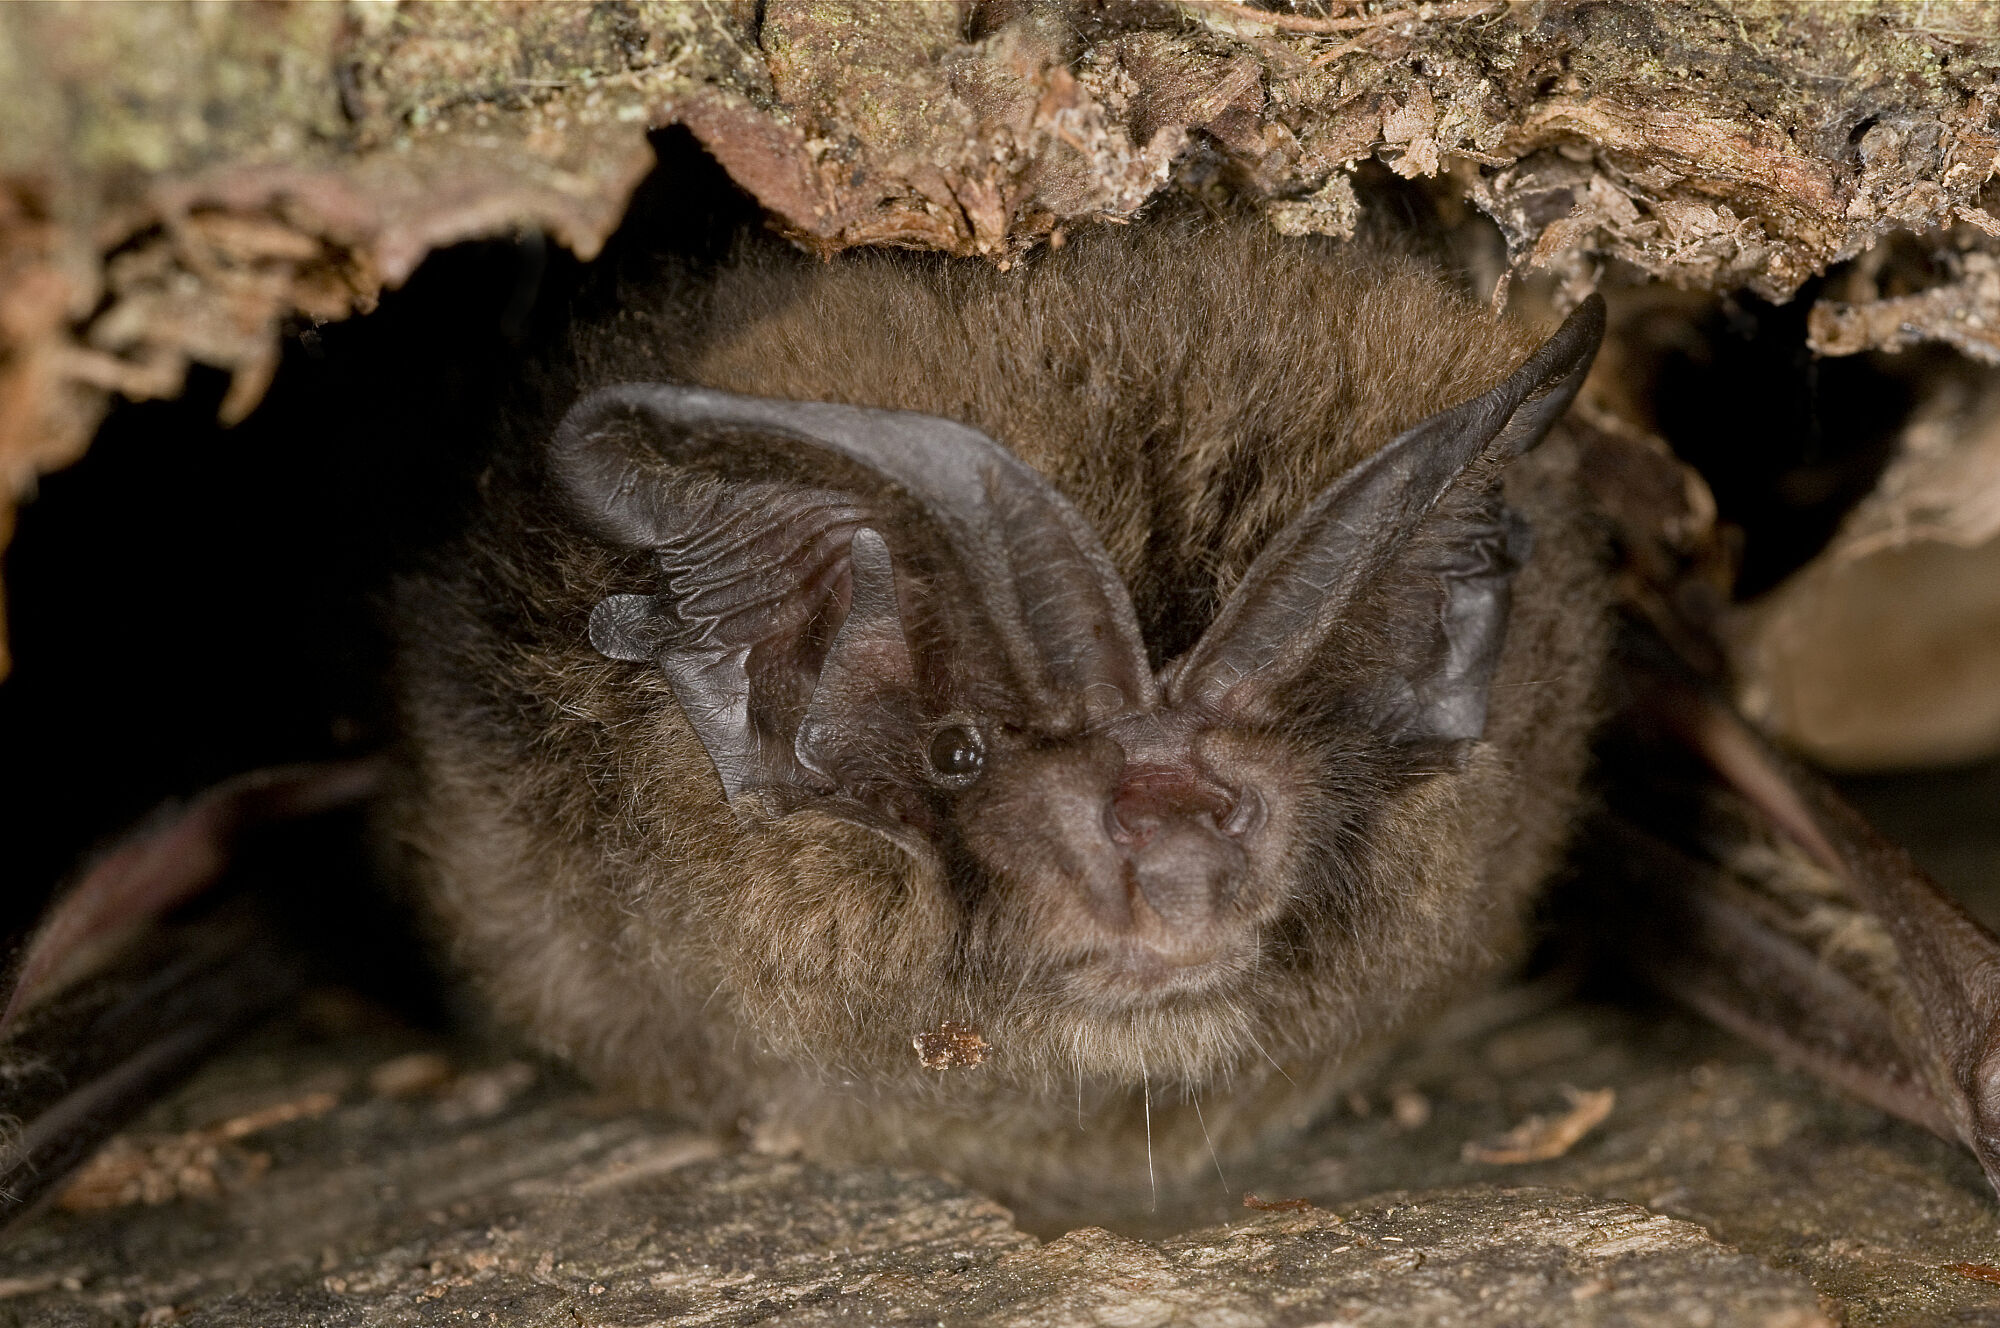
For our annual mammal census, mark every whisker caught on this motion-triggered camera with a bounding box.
[1140,1052,1157,1212]
[1004,955,1035,1017]
[1191,1091,1228,1194]
[1248,1031,1296,1087]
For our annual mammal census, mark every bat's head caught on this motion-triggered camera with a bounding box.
[548,295,1603,1091]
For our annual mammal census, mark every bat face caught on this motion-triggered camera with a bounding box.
[389,216,1615,1205]
[953,708,1294,1003]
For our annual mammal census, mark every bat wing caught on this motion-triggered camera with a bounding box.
[0,761,379,1232]
[1583,422,2000,1197]
[1633,662,2000,1189]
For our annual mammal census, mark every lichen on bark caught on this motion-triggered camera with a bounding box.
[0,0,1994,678]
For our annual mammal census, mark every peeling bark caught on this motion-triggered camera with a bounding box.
[0,0,1994,680]
[1732,364,2000,770]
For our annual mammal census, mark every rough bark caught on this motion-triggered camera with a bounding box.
[15,979,2000,1326]
[1,0,1996,673]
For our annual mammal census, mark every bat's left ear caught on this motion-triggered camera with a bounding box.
[1168,295,1604,745]
[544,383,1161,814]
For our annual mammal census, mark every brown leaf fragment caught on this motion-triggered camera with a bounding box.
[211,1091,340,1140]
[913,1021,990,1069]
[1462,1086,1616,1165]
[432,1062,536,1123]
[368,1051,456,1099]
[1390,1087,1432,1131]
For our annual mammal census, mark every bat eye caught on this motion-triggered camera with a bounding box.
[926,723,986,786]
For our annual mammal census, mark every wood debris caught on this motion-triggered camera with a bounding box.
[1461,1086,1616,1165]
[913,1021,990,1069]
[57,1090,337,1210]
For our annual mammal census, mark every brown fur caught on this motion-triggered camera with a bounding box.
[387,214,1612,1225]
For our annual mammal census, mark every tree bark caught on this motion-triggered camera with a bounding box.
[1,0,1995,689]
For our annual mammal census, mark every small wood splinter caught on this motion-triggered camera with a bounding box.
[1462,1086,1616,1165]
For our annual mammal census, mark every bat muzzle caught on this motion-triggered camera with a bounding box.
[1063,762,1261,986]
[959,722,1281,1000]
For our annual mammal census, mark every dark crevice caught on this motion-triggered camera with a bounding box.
[1646,284,1916,599]
[0,129,749,944]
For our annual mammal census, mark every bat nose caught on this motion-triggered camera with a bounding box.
[1100,773,1248,951]
[1107,769,1237,844]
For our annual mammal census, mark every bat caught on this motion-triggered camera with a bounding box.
[6,212,1996,1234]
[384,215,1608,1221]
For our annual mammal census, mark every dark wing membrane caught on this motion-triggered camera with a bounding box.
[0,762,379,1235]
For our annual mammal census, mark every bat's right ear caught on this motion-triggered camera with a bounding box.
[1167,295,1604,745]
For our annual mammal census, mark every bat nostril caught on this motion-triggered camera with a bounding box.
[1094,765,1256,944]
[1109,768,1230,840]
[1107,787,1171,848]
[1219,786,1265,838]
[1104,798,1146,847]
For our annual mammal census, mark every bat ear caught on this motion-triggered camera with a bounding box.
[1167,294,1605,745]
[547,384,1156,807]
